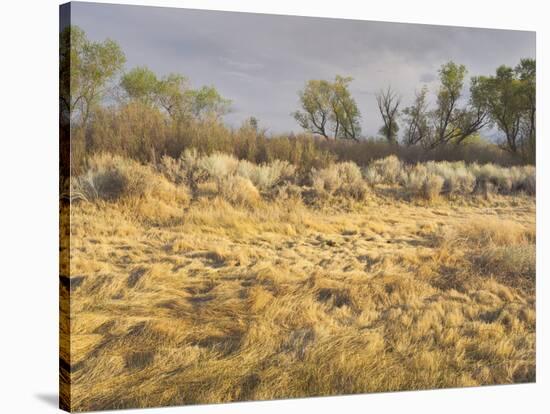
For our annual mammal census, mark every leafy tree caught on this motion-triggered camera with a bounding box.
[332,76,361,141]
[156,73,192,119]
[59,25,126,127]
[516,58,536,162]
[293,79,333,138]
[402,62,488,149]
[427,61,489,148]
[402,86,430,146]
[121,67,229,121]
[376,86,401,144]
[293,76,361,140]
[188,86,232,120]
[120,66,159,105]
[472,58,536,162]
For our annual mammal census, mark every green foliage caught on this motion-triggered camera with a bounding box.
[119,64,231,122]
[472,58,536,162]
[438,61,466,100]
[293,79,334,138]
[62,26,535,176]
[293,76,361,140]
[120,66,159,104]
[156,73,192,119]
[402,87,430,147]
[402,61,489,149]
[60,25,126,126]
[332,76,362,140]
[188,86,232,120]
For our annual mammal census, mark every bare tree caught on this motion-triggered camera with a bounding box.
[376,86,401,144]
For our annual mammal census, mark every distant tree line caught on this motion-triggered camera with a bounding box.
[60,25,535,167]
[60,26,231,129]
[294,60,536,163]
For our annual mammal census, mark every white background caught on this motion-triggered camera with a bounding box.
[0,0,547,412]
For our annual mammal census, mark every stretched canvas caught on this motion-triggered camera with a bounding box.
[59,2,536,412]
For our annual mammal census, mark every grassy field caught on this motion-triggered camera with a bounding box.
[61,155,535,411]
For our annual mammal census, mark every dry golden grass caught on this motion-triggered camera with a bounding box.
[61,172,535,411]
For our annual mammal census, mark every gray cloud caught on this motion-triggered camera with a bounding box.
[71,2,535,137]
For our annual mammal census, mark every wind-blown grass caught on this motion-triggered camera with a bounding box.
[62,153,536,411]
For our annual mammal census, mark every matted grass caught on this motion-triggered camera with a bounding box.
[62,164,535,411]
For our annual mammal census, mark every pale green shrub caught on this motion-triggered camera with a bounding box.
[236,159,296,191]
[422,174,444,200]
[522,174,536,195]
[363,168,383,186]
[336,161,364,185]
[71,154,156,202]
[401,164,428,194]
[197,152,239,181]
[312,166,341,195]
[312,162,367,200]
[368,155,403,184]
[443,167,476,195]
[509,165,536,195]
[471,163,513,194]
[401,164,444,200]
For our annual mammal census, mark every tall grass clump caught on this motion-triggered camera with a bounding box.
[438,218,536,290]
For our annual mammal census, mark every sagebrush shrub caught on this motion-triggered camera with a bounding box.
[312,165,340,195]
[522,174,536,195]
[443,167,476,195]
[509,166,536,195]
[421,174,444,200]
[336,162,364,185]
[198,152,239,181]
[72,153,191,206]
[401,164,428,194]
[236,159,296,191]
[311,162,367,200]
[158,155,186,185]
[363,168,383,186]
[71,154,156,201]
[368,155,403,184]
[471,163,515,194]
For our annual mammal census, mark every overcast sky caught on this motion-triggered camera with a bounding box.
[69,2,535,137]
